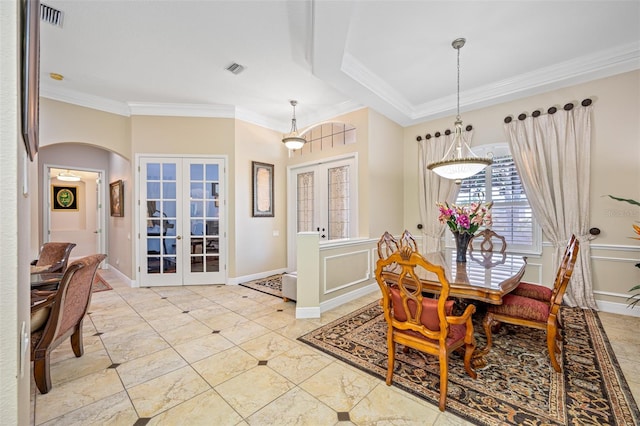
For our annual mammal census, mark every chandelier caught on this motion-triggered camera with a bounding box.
[427,38,492,183]
[57,170,81,182]
[282,100,306,150]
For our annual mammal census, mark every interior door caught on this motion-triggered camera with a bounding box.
[139,157,225,286]
[288,155,357,269]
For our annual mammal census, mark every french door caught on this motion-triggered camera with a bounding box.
[288,155,358,269]
[138,157,226,286]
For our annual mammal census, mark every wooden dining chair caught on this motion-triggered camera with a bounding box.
[375,245,477,411]
[30,242,77,274]
[510,234,578,303]
[482,235,579,372]
[31,253,107,394]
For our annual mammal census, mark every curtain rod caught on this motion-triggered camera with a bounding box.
[504,98,593,123]
[416,124,473,142]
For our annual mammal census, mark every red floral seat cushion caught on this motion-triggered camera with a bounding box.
[511,282,552,302]
[489,294,550,323]
[395,323,468,346]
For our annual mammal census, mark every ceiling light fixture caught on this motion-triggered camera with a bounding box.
[282,100,306,150]
[57,170,80,182]
[427,38,492,184]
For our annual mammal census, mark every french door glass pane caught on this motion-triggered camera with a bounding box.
[145,162,177,274]
[297,172,314,232]
[189,162,219,273]
[327,165,349,239]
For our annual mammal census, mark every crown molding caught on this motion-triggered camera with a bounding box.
[339,41,640,125]
[40,86,131,116]
[127,102,235,118]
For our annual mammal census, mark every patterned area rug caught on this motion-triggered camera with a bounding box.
[238,274,283,299]
[92,272,113,293]
[299,302,639,425]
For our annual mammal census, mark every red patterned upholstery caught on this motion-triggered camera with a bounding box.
[31,253,107,394]
[489,294,550,323]
[511,282,553,303]
[375,240,476,411]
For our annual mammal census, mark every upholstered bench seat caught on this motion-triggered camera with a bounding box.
[282,272,297,302]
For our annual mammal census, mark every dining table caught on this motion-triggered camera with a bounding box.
[381,248,528,368]
[30,272,64,291]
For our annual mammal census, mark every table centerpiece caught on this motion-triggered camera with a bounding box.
[436,201,493,262]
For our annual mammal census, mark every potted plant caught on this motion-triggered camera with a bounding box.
[608,195,640,307]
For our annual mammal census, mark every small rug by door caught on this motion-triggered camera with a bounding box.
[238,274,283,299]
[299,302,639,425]
[92,272,113,293]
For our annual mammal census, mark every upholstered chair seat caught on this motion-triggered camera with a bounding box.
[510,282,553,303]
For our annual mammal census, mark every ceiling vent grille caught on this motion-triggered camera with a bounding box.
[40,3,64,27]
[225,63,245,75]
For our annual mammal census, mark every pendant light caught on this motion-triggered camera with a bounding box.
[282,100,306,150]
[427,38,492,184]
[57,170,81,182]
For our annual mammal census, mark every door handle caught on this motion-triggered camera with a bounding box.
[176,235,182,240]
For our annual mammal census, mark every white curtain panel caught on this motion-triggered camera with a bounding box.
[417,132,465,251]
[504,103,596,309]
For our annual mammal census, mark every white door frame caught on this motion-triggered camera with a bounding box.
[42,163,106,259]
[135,154,228,286]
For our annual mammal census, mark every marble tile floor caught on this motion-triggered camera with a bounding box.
[30,269,640,425]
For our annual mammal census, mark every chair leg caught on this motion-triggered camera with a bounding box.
[438,355,448,411]
[547,322,561,372]
[70,322,84,358]
[463,342,477,379]
[482,313,496,352]
[386,336,395,385]
[33,354,52,394]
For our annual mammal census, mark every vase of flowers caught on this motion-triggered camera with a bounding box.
[436,201,493,262]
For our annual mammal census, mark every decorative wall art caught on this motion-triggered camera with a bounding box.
[110,180,124,217]
[252,161,274,217]
[52,185,78,211]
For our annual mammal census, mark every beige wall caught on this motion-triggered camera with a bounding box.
[1,0,31,422]
[402,70,640,309]
[234,120,288,277]
[109,151,133,277]
[367,109,405,238]
[40,98,131,160]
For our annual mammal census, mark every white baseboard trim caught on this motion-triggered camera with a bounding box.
[295,306,321,319]
[228,268,288,286]
[596,300,640,317]
[105,263,136,288]
[320,282,379,313]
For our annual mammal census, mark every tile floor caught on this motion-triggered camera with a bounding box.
[31,269,640,425]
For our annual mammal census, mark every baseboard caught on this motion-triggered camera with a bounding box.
[320,282,379,313]
[228,268,288,285]
[295,306,321,319]
[104,263,136,287]
[596,300,640,317]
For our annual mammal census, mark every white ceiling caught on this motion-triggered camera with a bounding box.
[39,0,640,133]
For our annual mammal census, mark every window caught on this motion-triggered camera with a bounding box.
[454,144,541,254]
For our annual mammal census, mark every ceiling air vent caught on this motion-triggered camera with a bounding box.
[40,3,64,27]
[225,63,245,75]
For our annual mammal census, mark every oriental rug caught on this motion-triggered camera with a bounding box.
[299,302,639,425]
[238,274,283,299]
[92,272,113,293]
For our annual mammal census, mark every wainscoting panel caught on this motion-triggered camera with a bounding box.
[323,249,371,294]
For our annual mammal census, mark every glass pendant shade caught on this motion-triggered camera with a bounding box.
[427,38,492,182]
[282,100,306,150]
[57,170,81,181]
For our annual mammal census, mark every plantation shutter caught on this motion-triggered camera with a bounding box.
[455,153,539,253]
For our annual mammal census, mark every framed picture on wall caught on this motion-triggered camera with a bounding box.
[252,161,274,217]
[110,180,124,217]
[51,185,78,211]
